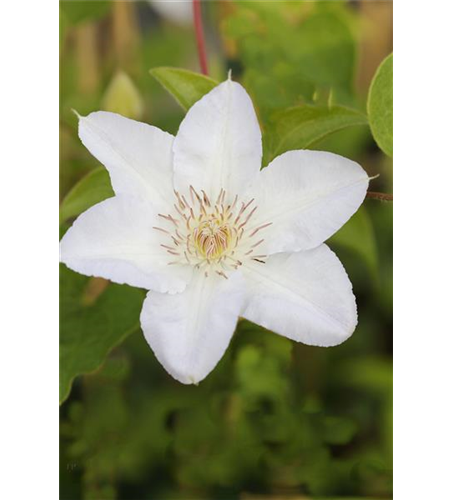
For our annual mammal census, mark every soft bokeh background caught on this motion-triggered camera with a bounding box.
[59,1,393,499]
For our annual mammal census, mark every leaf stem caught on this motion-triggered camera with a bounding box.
[193,0,209,76]
[366,191,452,201]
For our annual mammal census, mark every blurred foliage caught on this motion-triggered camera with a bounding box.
[60,0,111,25]
[367,54,393,157]
[60,1,393,499]
[102,70,145,119]
[222,2,357,113]
[328,209,379,284]
[60,265,144,404]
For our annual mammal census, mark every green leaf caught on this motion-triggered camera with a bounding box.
[102,71,144,120]
[288,11,356,91]
[60,167,114,223]
[328,208,378,280]
[367,53,393,157]
[322,416,357,445]
[60,0,111,25]
[266,104,368,162]
[59,265,143,404]
[150,67,218,111]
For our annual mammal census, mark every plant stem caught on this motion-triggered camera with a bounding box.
[366,191,452,201]
[193,0,209,75]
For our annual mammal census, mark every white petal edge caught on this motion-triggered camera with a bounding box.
[246,150,369,254]
[60,195,191,294]
[242,246,357,347]
[78,111,175,208]
[172,79,262,200]
[141,270,245,384]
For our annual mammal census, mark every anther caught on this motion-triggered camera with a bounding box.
[153,226,171,234]
[249,222,273,237]
[238,206,257,229]
[251,238,264,249]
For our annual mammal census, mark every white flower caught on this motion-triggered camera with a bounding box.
[60,78,370,384]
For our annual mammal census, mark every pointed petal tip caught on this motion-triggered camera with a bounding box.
[163,366,205,385]
[186,375,201,386]
[71,108,82,120]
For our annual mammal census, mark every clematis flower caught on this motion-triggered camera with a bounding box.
[60,77,370,384]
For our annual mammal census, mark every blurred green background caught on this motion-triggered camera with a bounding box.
[59,1,393,499]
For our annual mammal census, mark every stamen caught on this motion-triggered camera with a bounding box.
[174,204,184,217]
[158,213,179,226]
[242,198,255,213]
[238,206,257,229]
[181,195,190,208]
[249,222,273,237]
[190,185,202,205]
[157,189,271,275]
[251,238,264,249]
[201,190,211,207]
[153,226,171,234]
[174,190,186,209]
[215,189,223,205]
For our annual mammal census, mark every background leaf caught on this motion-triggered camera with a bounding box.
[59,265,143,404]
[150,67,219,111]
[102,71,144,120]
[367,53,393,157]
[265,104,368,163]
[286,11,356,91]
[59,167,114,224]
[328,208,378,281]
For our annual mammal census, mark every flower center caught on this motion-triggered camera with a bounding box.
[153,186,272,278]
[193,219,232,260]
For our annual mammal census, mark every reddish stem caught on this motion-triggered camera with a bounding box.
[366,191,452,201]
[193,0,209,75]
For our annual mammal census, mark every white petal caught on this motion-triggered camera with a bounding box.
[78,111,174,208]
[141,270,245,384]
[242,246,357,346]
[60,196,191,293]
[247,150,369,254]
[172,79,262,198]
